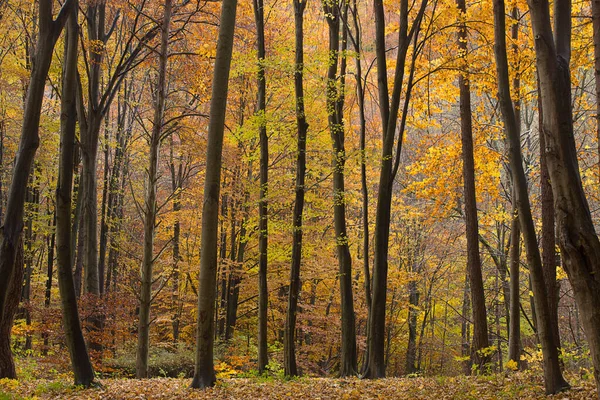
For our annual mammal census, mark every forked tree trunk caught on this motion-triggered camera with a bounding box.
[136,0,171,378]
[56,3,96,385]
[364,0,427,379]
[190,0,237,388]
[284,0,308,377]
[0,0,72,379]
[493,0,569,393]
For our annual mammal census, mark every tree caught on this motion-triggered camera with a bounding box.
[55,0,95,386]
[527,0,600,394]
[284,0,308,377]
[322,0,357,377]
[456,0,490,371]
[364,0,428,378]
[0,0,73,379]
[252,0,269,374]
[493,0,569,392]
[191,0,238,388]
[136,0,172,379]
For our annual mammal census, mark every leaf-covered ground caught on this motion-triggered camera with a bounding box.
[1,371,596,399]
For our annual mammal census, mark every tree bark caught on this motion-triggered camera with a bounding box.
[136,0,171,378]
[284,0,308,377]
[493,0,569,392]
[323,0,357,377]
[528,0,600,394]
[456,0,490,371]
[56,2,96,385]
[350,0,371,318]
[594,0,600,183]
[364,0,427,379]
[190,0,237,388]
[0,0,72,379]
[252,0,269,374]
[507,208,522,366]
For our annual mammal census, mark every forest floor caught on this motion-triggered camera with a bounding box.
[0,369,597,399]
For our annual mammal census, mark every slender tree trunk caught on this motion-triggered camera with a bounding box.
[98,126,110,296]
[405,278,419,374]
[284,0,308,377]
[56,3,95,385]
[0,0,72,379]
[507,206,522,366]
[323,0,357,377]
[43,211,56,355]
[493,0,569,392]
[252,0,269,373]
[170,138,182,343]
[191,0,237,387]
[461,271,472,375]
[225,182,249,340]
[136,0,171,378]
[456,0,490,371]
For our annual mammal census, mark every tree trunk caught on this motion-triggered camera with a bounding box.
[507,208,522,366]
[461,271,472,375]
[539,91,561,352]
[284,0,308,378]
[43,211,56,354]
[190,0,237,388]
[136,0,171,378]
[364,0,427,378]
[252,0,269,374]
[323,0,357,377]
[456,0,490,371]
[56,3,95,385]
[528,0,600,394]
[594,0,600,183]
[0,0,72,379]
[493,0,569,392]
[350,0,371,320]
[405,279,419,374]
[170,138,182,343]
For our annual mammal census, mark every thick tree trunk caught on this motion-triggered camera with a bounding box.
[493,0,569,393]
[528,0,600,394]
[456,0,490,371]
[56,3,96,385]
[539,97,561,352]
[252,0,269,373]
[323,0,357,377]
[136,0,171,378]
[594,0,600,182]
[190,0,237,388]
[0,0,72,379]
